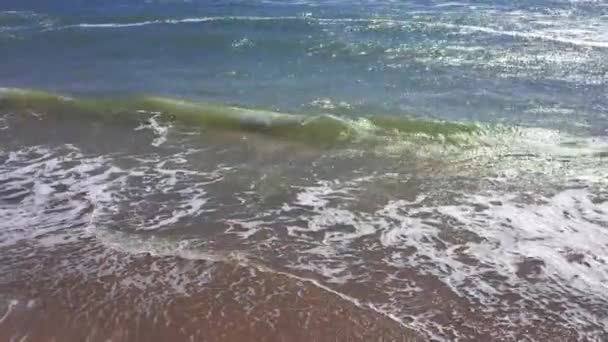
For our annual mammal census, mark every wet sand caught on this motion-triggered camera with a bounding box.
[0,239,420,342]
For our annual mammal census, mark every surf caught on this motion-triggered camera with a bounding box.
[0,87,481,147]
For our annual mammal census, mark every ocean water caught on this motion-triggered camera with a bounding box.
[0,0,607,341]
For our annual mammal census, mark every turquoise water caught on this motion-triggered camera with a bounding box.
[1,1,607,341]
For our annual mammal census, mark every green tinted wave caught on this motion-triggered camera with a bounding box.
[0,87,482,147]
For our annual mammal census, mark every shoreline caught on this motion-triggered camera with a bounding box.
[0,239,421,342]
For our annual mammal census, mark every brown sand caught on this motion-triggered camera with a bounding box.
[0,240,421,342]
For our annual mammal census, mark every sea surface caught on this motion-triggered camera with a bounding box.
[0,0,607,341]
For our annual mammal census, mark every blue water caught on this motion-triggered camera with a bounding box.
[2,0,607,133]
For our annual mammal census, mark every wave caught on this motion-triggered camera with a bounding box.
[57,16,324,29]
[0,10,56,31]
[52,15,414,31]
[445,23,608,49]
[2,87,607,170]
[50,14,608,50]
[0,87,480,147]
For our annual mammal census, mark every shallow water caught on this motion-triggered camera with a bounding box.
[1,0,607,341]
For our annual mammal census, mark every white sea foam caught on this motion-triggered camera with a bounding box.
[59,16,299,29]
[0,299,18,324]
[231,37,254,49]
[0,146,116,247]
[55,16,407,31]
[88,153,219,233]
[378,187,607,337]
[134,113,171,147]
[0,143,229,247]
[309,98,353,111]
[3,135,604,339]
[222,157,607,339]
